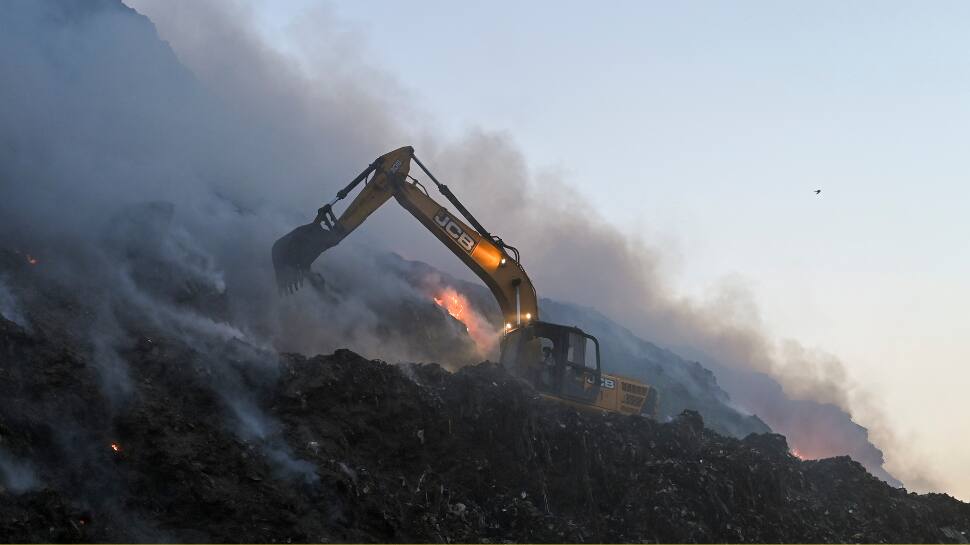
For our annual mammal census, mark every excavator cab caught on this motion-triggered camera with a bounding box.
[500,322,602,405]
[501,322,656,415]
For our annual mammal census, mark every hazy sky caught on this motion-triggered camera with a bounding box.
[141,1,969,498]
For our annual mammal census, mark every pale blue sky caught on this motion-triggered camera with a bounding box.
[254,1,970,303]
[212,1,969,496]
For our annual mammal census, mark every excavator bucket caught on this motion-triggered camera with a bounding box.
[271,221,341,294]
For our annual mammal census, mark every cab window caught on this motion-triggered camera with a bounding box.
[566,333,577,364]
[583,337,598,370]
[566,331,596,369]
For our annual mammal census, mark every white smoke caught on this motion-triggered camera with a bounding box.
[0,0,945,497]
[0,277,28,329]
[0,448,39,495]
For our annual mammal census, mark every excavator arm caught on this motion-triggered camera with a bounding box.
[272,146,538,328]
[272,145,657,417]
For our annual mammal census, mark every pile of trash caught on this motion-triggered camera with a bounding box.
[1,279,968,542]
[0,4,917,541]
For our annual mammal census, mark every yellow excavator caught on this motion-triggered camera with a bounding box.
[272,146,656,416]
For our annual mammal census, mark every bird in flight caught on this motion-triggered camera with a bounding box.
[814,189,822,195]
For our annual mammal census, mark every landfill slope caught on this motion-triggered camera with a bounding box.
[1,299,968,543]
[383,254,900,486]
[0,1,960,534]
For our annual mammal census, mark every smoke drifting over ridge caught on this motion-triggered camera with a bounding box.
[0,0,943,495]
[419,135,916,488]
[147,1,948,492]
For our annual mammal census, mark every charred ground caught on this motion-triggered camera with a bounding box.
[0,250,968,543]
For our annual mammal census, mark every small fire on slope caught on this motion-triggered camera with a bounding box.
[790,447,811,460]
[432,286,499,359]
[13,249,39,265]
[433,291,466,325]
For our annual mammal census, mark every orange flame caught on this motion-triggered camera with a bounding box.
[432,287,498,358]
[111,443,121,452]
[433,292,465,324]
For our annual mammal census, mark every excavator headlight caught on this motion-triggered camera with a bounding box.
[500,258,507,266]
[525,313,531,321]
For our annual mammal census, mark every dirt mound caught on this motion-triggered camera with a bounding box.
[1,305,968,543]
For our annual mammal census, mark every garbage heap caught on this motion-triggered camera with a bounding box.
[1,316,968,542]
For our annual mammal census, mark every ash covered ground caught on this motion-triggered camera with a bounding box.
[1,249,968,543]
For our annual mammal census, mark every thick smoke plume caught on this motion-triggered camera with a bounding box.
[415,134,922,489]
[0,0,944,497]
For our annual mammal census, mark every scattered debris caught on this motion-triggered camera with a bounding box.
[1,307,968,542]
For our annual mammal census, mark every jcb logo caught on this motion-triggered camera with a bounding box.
[587,376,616,389]
[434,209,476,253]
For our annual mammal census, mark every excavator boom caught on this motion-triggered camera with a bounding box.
[273,146,536,327]
[272,147,656,416]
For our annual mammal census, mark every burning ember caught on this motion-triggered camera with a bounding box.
[432,286,499,358]
[790,448,808,460]
[111,443,121,453]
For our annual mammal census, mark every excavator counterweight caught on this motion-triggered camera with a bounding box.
[272,147,657,416]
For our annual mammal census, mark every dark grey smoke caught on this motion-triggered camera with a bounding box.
[701,357,900,485]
